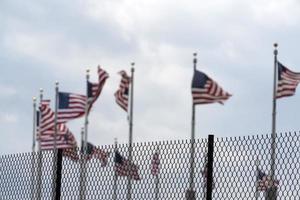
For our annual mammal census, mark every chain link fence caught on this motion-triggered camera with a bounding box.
[1,132,300,199]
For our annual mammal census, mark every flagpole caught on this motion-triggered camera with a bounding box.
[32,97,37,152]
[154,146,160,200]
[270,43,278,199]
[54,81,59,150]
[31,97,37,200]
[188,53,197,200]
[127,63,135,200]
[84,69,90,155]
[255,157,259,200]
[37,88,43,200]
[80,127,86,200]
[52,81,59,200]
[113,138,118,200]
[79,69,90,200]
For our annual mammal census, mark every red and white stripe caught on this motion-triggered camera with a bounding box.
[115,159,140,180]
[40,129,77,150]
[92,147,110,167]
[37,99,55,135]
[57,94,86,123]
[192,79,231,105]
[276,63,300,99]
[87,66,109,113]
[114,70,131,111]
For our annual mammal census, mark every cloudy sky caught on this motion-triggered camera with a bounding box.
[1,0,300,154]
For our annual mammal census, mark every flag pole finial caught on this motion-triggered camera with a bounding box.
[55,81,59,86]
[193,52,197,71]
[39,88,43,93]
[274,43,278,56]
[33,96,36,102]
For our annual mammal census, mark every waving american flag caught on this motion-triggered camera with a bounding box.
[192,70,231,105]
[276,62,300,99]
[87,66,109,113]
[114,71,131,111]
[57,92,86,123]
[114,151,140,180]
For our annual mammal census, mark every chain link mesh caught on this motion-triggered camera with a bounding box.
[1,132,299,199]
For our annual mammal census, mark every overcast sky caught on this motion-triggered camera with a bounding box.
[1,0,300,154]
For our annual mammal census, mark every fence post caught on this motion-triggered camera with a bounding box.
[206,135,214,200]
[55,149,63,200]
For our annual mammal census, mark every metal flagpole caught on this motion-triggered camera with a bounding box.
[32,97,37,152]
[37,88,43,200]
[52,81,59,200]
[80,68,90,200]
[80,127,86,200]
[84,69,90,157]
[154,146,160,200]
[113,138,118,200]
[187,53,197,200]
[269,43,278,200]
[31,97,37,200]
[127,63,135,200]
[255,157,259,200]
[54,81,59,150]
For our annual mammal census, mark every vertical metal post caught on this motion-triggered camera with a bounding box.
[206,135,214,200]
[54,82,59,149]
[55,149,63,200]
[187,53,197,200]
[271,43,278,179]
[84,69,90,156]
[31,97,37,200]
[80,127,87,200]
[52,82,59,200]
[154,146,160,200]
[113,138,118,200]
[269,43,278,200]
[255,158,259,200]
[37,88,43,200]
[32,97,37,152]
[80,68,90,200]
[127,63,135,200]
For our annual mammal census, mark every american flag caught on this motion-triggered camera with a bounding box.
[114,151,140,180]
[276,62,300,99]
[57,92,86,123]
[38,99,68,136]
[114,71,131,111]
[39,123,77,150]
[62,147,79,161]
[37,100,78,150]
[81,142,110,167]
[87,66,109,113]
[151,151,160,176]
[39,99,55,134]
[192,70,231,105]
[257,169,279,191]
